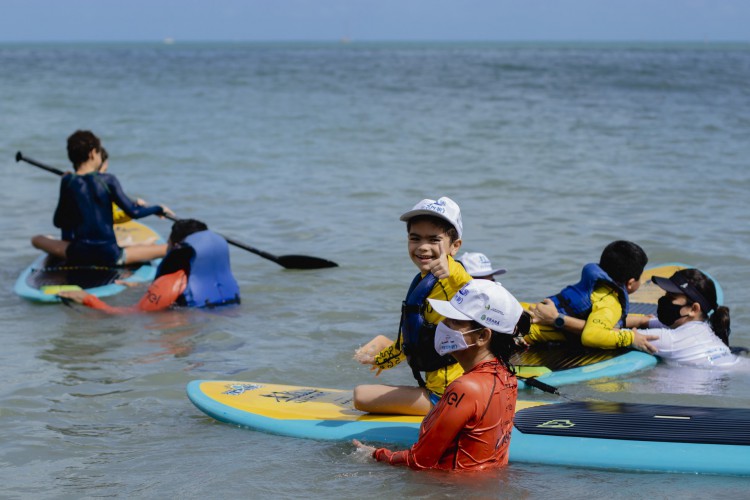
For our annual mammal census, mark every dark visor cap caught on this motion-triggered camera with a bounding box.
[652,274,715,314]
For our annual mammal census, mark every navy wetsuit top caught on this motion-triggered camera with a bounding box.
[54,172,163,266]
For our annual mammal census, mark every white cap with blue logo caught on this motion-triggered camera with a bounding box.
[399,196,463,239]
[458,252,507,278]
[428,279,522,334]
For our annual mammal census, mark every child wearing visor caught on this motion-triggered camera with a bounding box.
[631,268,739,368]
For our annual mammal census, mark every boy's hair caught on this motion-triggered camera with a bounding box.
[169,219,208,244]
[100,147,108,163]
[67,130,101,169]
[406,215,460,243]
[599,240,648,284]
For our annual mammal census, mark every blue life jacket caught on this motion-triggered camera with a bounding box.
[181,230,240,308]
[400,272,457,386]
[550,263,629,328]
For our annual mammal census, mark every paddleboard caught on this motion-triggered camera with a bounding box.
[14,220,164,303]
[187,380,750,476]
[514,263,722,390]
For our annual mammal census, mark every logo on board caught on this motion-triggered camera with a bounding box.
[537,419,575,429]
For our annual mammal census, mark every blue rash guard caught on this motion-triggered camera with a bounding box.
[154,230,241,308]
[54,172,164,266]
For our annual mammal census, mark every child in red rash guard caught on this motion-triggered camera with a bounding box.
[354,279,529,471]
[57,219,239,313]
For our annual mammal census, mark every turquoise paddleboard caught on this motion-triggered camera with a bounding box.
[14,220,164,303]
[187,380,750,476]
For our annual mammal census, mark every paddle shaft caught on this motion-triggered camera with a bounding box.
[162,214,283,263]
[518,376,560,395]
[15,151,338,269]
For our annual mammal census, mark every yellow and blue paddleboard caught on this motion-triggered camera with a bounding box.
[14,220,164,303]
[187,380,545,443]
[187,380,750,476]
[514,263,723,390]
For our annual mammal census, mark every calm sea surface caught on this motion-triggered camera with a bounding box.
[1,42,749,498]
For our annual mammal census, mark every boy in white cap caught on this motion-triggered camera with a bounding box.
[353,196,473,415]
[458,252,507,281]
[354,279,526,470]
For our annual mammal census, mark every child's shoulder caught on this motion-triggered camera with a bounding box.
[591,282,626,304]
[449,255,472,280]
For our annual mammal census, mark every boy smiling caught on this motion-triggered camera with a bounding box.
[353,197,472,415]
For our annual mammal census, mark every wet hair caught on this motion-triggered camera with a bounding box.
[673,268,731,345]
[470,312,529,374]
[599,240,648,285]
[67,130,101,169]
[169,218,208,245]
[406,215,460,243]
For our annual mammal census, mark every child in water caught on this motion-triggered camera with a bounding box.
[59,219,240,312]
[353,197,473,415]
[354,279,527,470]
[630,268,739,367]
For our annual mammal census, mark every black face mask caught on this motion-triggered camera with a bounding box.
[657,296,689,326]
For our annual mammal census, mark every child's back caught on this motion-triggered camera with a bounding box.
[524,240,654,351]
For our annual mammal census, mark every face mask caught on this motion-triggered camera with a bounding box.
[434,322,481,356]
[657,296,689,326]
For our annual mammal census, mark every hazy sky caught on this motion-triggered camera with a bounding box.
[1,0,748,42]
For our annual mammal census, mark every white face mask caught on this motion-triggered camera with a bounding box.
[434,322,481,356]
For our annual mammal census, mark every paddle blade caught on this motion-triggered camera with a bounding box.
[276,255,339,270]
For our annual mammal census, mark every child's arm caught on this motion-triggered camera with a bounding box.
[58,270,187,314]
[626,314,652,329]
[105,175,166,219]
[529,298,585,334]
[582,288,658,351]
[581,289,632,349]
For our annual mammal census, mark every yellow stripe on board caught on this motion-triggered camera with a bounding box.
[198,381,547,422]
[630,264,685,306]
[114,220,161,247]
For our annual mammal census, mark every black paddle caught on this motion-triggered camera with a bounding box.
[517,376,560,395]
[15,151,338,270]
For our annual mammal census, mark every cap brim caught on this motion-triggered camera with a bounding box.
[427,298,472,321]
[400,208,449,223]
[651,276,683,294]
[471,268,507,278]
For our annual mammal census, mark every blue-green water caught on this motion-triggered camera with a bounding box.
[1,42,749,498]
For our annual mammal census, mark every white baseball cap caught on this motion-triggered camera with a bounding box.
[399,196,463,239]
[428,279,522,334]
[459,252,507,278]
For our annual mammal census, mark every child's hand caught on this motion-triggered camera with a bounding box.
[57,290,90,304]
[427,253,450,279]
[631,329,659,354]
[352,439,376,454]
[354,335,392,367]
[529,298,557,326]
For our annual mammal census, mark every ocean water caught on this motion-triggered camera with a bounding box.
[1,41,749,498]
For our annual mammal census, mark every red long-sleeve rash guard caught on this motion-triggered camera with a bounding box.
[373,359,518,471]
[81,270,187,314]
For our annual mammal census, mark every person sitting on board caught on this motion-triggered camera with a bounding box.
[625,269,740,367]
[353,279,527,471]
[457,251,507,281]
[31,130,172,267]
[353,197,473,416]
[58,218,240,312]
[523,240,658,352]
[100,147,156,228]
